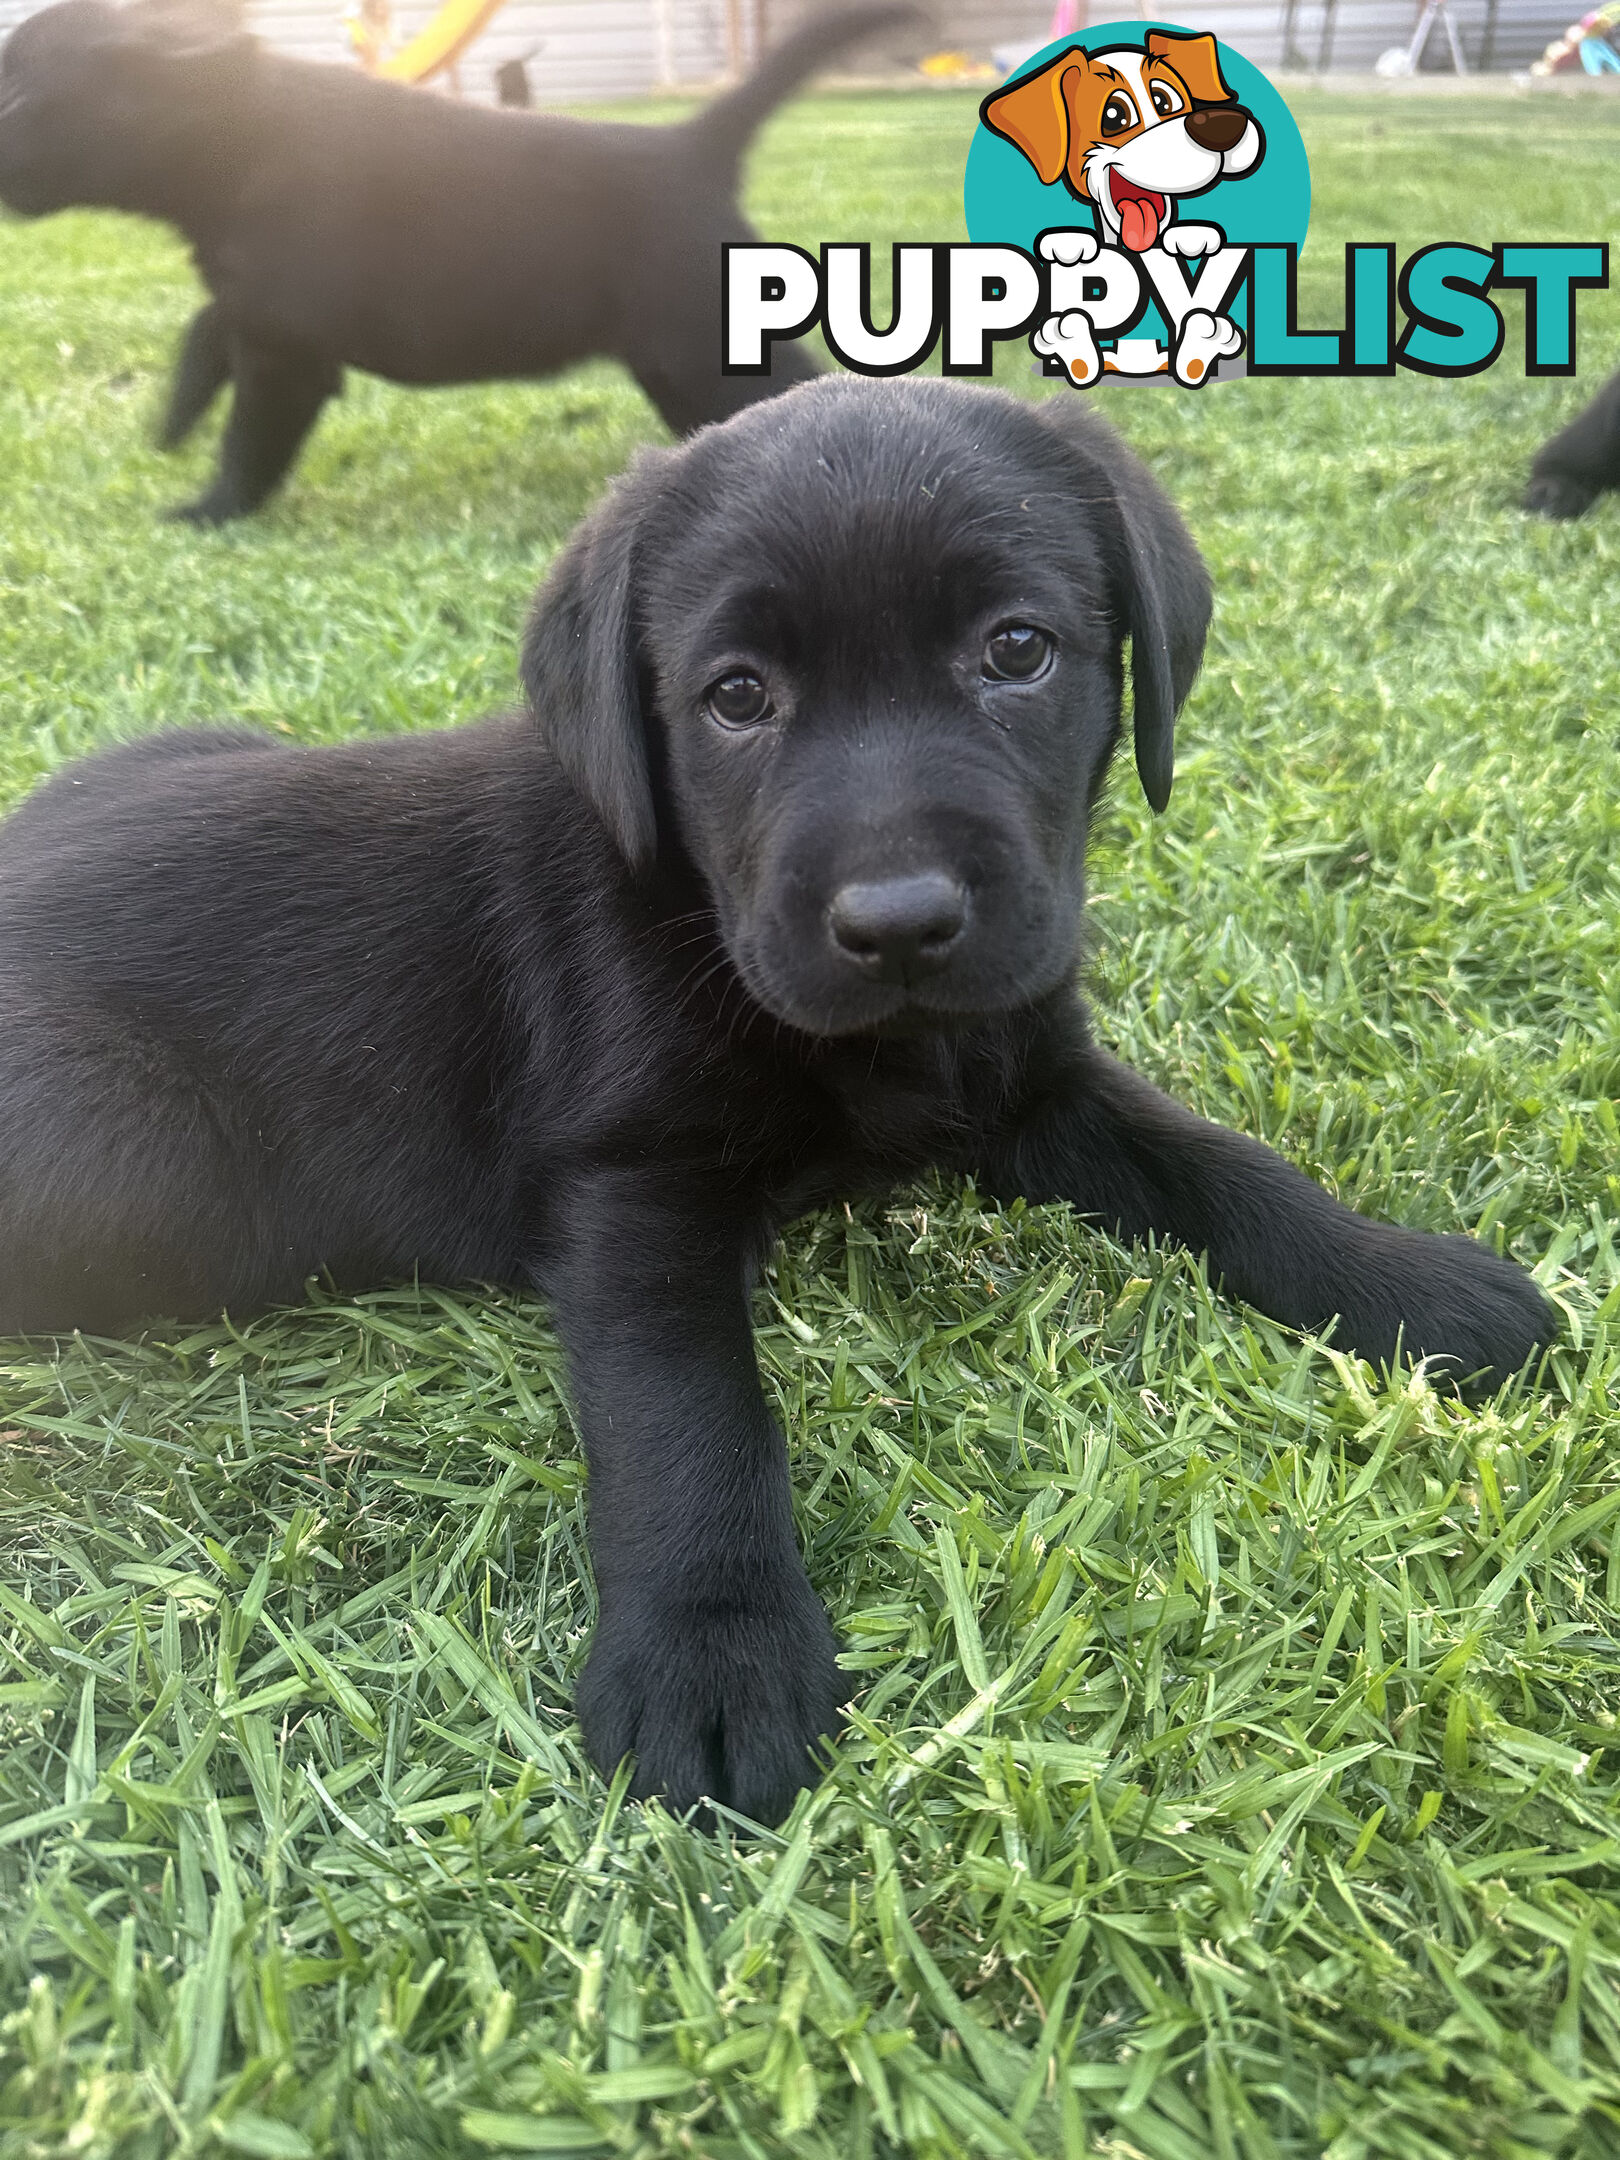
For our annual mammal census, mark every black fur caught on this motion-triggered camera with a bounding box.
[1525,367,1620,519]
[0,378,1557,1822]
[0,0,910,521]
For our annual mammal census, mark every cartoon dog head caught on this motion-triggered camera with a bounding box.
[982,32,1262,252]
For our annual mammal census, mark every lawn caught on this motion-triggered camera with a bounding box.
[2,79,1620,2160]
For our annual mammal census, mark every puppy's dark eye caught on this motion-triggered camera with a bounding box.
[1149,81,1182,117]
[1101,92,1138,135]
[704,671,773,730]
[982,625,1054,683]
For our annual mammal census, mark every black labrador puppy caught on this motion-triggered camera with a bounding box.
[0,379,1556,1822]
[0,0,905,521]
[1525,367,1620,519]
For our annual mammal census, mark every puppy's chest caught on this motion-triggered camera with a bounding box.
[765,1038,1019,1213]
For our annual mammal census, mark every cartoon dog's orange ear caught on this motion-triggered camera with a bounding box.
[981,53,1080,186]
[1146,30,1234,103]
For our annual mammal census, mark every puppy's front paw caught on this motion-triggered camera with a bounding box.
[166,497,238,529]
[577,1571,846,1827]
[1172,308,1243,386]
[1160,222,1224,259]
[1032,310,1102,387]
[1039,228,1100,267]
[1339,1231,1558,1392]
[1523,469,1599,521]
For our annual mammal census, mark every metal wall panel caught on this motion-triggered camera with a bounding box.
[0,0,1594,96]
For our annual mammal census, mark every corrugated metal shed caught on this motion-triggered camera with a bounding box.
[954,0,1584,75]
[0,0,1589,96]
[1148,0,1575,69]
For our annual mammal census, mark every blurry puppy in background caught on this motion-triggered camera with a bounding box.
[1525,367,1620,519]
[0,0,911,520]
[0,379,1557,1822]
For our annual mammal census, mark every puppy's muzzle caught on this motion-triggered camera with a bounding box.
[827,872,969,984]
[1185,105,1249,154]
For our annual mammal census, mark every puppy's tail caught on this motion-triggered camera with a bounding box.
[687,5,922,183]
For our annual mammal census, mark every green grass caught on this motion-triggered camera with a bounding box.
[3,84,1620,2160]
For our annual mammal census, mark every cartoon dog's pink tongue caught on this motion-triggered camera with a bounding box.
[1110,173,1167,252]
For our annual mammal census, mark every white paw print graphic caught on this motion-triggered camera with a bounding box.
[1160,224,1224,260]
[1038,229,1101,267]
[1173,308,1243,385]
[1032,310,1102,386]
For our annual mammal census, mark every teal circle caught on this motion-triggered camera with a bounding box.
[963,21,1310,260]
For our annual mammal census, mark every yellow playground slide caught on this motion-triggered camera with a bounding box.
[348,0,509,85]
[379,0,508,81]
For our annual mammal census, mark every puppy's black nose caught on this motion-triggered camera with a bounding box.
[827,873,968,981]
[1186,105,1249,153]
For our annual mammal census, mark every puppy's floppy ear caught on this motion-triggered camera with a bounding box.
[980,52,1080,186]
[1032,397,1211,813]
[521,452,671,873]
[1145,29,1233,104]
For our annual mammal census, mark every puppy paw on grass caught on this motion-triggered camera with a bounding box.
[1523,470,1599,520]
[577,1572,847,1828]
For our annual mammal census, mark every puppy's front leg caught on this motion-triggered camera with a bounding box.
[984,1038,1557,1387]
[547,1170,844,1825]
[171,339,342,525]
[159,303,232,450]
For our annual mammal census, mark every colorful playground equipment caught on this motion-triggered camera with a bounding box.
[346,0,509,86]
[1531,0,1620,70]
